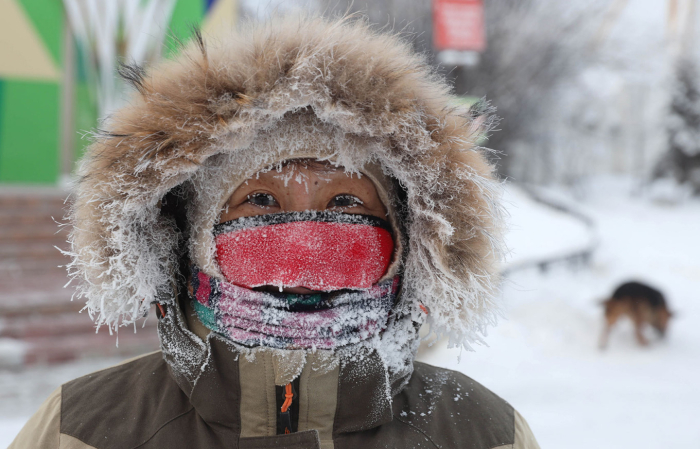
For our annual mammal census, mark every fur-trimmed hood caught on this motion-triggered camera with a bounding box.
[67,14,503,349]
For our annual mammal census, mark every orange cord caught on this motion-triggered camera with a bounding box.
[419,304,429,315]
[280,383,293,413]
[157,303,166,317]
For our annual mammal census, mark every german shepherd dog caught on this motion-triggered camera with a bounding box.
[600,281,673,348]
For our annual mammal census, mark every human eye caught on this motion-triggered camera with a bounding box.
[328,194,364,209]
[246,192,279,208]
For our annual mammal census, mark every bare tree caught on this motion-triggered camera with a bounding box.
[453,0,605,180]
[316,0,605,182]
[316,0,436,63]
[656,58,700,194]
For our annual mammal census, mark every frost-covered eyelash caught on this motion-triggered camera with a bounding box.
[246,193,277,208]
[336,194,363,204]
[331,194,363,209]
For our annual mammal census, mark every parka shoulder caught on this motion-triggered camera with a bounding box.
[9,387,65,449]
[59,351,193,449]
[394,362,539,449]
[9,352,184,449]
[335,361,525,449]
[397,362,516,449]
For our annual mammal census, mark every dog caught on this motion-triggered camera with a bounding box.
[599,281,673,349]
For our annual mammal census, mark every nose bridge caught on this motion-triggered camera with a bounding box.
[282,171,326,211]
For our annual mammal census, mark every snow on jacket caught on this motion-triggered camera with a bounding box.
[11,14,539,449]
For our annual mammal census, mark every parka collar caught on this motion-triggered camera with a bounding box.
[157,299,412,436]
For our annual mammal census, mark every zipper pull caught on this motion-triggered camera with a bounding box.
[279,410,292,435]
[278,383,294,434]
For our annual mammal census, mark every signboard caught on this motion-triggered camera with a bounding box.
[433,0,485,52]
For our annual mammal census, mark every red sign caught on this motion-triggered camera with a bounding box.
[433,0,486,51]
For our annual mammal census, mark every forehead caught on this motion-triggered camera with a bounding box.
[246,159,364,185]
[269,159,341,174]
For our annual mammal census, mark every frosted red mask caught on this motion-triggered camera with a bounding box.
[214,212,394,291]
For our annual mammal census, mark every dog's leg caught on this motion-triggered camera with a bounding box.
[600,300,617,350]
[633,315,649,346]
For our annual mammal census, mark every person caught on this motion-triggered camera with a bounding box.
[11,14,540,449]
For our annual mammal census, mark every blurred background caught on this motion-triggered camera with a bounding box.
[1,0,699,447]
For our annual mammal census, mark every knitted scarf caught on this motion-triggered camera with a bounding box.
[189,266,399,350]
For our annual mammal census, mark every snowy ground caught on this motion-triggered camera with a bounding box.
[419,177,700,449]
[2,178,699,447]
[500,185,594,271]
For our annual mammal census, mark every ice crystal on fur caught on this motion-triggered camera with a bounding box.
[66,14,505,350]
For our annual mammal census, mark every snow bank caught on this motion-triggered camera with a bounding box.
[419,177,700,449]
[502,185,594,272]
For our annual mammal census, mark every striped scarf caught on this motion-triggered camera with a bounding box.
[189,266,399,350]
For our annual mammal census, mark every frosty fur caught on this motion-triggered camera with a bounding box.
[67,14,504,348]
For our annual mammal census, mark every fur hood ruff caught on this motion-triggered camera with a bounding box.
[67,14,504,349]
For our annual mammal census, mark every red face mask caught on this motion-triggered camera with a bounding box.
[214,212,395,291]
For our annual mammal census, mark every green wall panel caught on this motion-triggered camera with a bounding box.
[0,79,4,177]
[0,0,205,185]
[0,80,59,183]
[16,0,63,64]
[166,0,206,56]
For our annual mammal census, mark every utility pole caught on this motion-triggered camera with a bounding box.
[667,0,698,59]
[681,0,697,57]
[593,0,629,49]
[667,0,678,44]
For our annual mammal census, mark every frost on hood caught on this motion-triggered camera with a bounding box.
[66,14,505,353]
